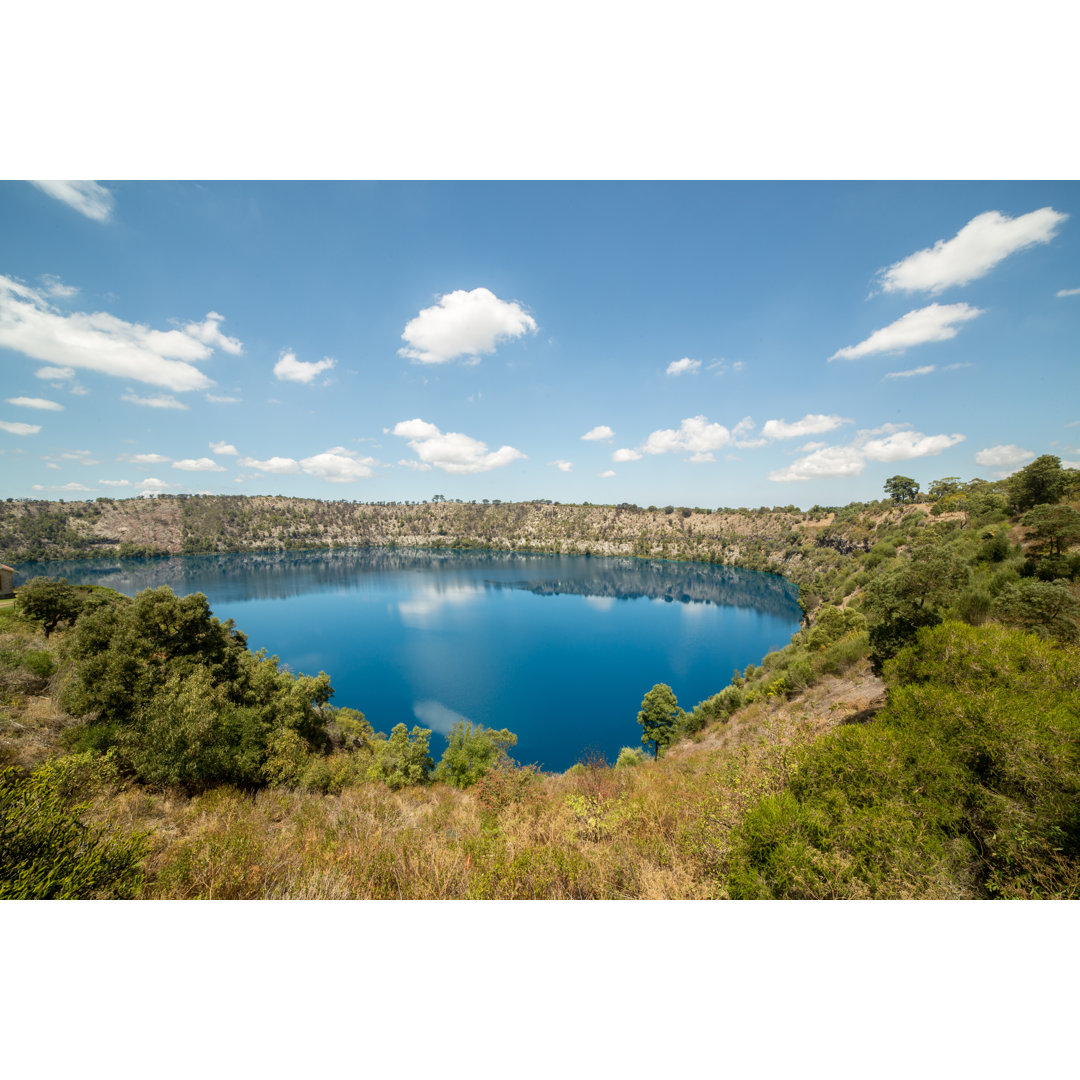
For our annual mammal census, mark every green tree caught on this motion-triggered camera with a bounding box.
[1007,455,1067,513]
[1022,504,1080,557]
[884,476,920,505]
[435,720,517,789]
[927,477,962,501]
[16,577,83,637]
[368,724,433,790]
[862,537,969,672]
[993,580,1080,643]
[637,683,684,758]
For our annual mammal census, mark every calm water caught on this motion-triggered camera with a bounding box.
[14,548,802,771]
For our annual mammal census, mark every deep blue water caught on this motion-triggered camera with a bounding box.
[13,548,802,772]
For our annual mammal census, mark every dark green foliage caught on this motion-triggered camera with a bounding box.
[992,579,1080,643]
[435,720,517,789]
[0,764,147,899]
[367,724,433,790]
[637,683,684,758]
[1007,455,1068,513]
[58,586,334,791]
[1022,503,1080,557]
[883,476,920,504]
[16,577,83,637]
[719,623,1080,899]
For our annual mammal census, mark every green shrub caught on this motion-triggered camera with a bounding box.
[367,724,433,790]
[614,746,646,769]
[435,721,518,789]
[0,765,147,899]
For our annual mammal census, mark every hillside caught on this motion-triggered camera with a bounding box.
[2,455,1079,899]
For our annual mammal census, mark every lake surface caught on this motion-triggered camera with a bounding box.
[14,548,802,771]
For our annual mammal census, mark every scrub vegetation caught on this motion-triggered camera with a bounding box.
[2,456,1078,899]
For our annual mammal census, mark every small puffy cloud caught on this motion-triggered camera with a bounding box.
[861,430,965,462]
[136,477,174,493]
[613,448,642,462]
[29,180,115,222]
[40,275,78,299]
[769,446,866,482]
[642,415,731,456]
[119,452,170,465]
[210,441,238,455]
[121,392,188,410]
[688,452,715,464]
[549,459,573,473]
[35,365,76,381]
[581,425,614,442]
[975,444,1035,467]
[399,287,537,365]
[666,357,701,376]
[45,462,60,469]
[182,312,243,355]
[99,479,131,487]
[238,455,301,475]
[884,365,936,379]
[877,208,1068,294]
[0,420,42,435]
[761,414,851,440]
[5,396,63,411]
[1057,288,1080,298]
[206,394,241,404]
[273,350,336,384]
[33,481,93,493]
[392,418,525,474]
[173,458,226,472]
[599,469,616,478]
[300,447,377,483]
[829,303,983,361]
[771,425,965,482]
[60,450,99,465]
[0,276,235,392]
[799,441,827,452]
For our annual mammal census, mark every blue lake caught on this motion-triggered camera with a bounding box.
[14,548,802,772]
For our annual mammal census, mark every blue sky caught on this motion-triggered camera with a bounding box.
[2,180,1077,508]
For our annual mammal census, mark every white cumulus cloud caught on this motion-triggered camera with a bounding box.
[612,448,642,462]
[666,357,701,376]
[0,276,235,392]
[771,425,965,482]
[182,312,243,355]
[1056,288,1080,298]
[761,414,851,440]
[975,444,1035,467]
[136,477,174,494]
[642,415,732,456]
[273,350,336,384]
[549,459,573,472]
[299,447,377,483]
[99,479,131,487]
[600,469,616,478]
[829,303,983,362]
[210,441,238,455]
[30,180,115,222]
[861,431,965,462]
[6,396,63,411]
[877,208,1068,294]
[392,418,526,474]
[884,365,936,379]
[119,452,171,465]
[121,392,188,410]
[0,420,42,436]
[399,287,537,365]
[581,425,614,441]
[172,458,226,472]
[238,456,301,475]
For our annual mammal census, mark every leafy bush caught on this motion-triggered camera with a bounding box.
[435,720,518,789]
[614,746,646,769]
[0,765,147,899]
[367,724,433,790]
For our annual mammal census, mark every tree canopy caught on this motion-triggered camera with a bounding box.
[637,683,684,758]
